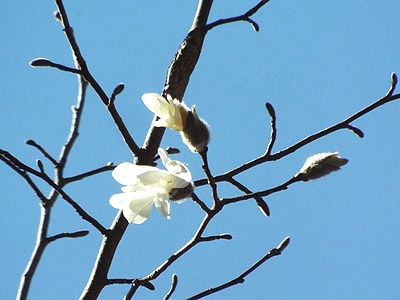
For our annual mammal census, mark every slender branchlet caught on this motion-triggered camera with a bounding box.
[187,236,290,299]
[163,274,178,300]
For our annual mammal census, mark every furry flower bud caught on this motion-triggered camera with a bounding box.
[295,152,348,181]
[180,106,210,153]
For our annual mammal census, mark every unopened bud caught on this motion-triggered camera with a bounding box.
[180,106,210,153]
[53,11,62,23]
[169,182,194,201]
[295,152,348,182]
[30,58,52,67]
[112,83,125,96]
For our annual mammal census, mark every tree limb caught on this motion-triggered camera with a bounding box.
[187,236,290,299]
[194,80,400,187]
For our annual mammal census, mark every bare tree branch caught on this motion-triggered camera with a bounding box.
[26,140,58,166]
[206,0,271,31]
[194,80,400,187]
[1,152,45,202]
[64,162,114,184]
[191,192,211,213]
[164,274,178,300]
[228,177,270,217]
[222,176,301,205]
[200,147,220,207]
[54,0,141,157]
[47,230,89,243]
[1,150,108,235]
[191,0,214,29]
[30,58,83,75]
[38,171,109,235]
[187,236,290,299]
[3,1,397,299]
[199,233,233,242]
[264,102,277,156]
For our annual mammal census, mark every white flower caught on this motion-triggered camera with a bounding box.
[142,93,189,131]
[296,152,348,181]
[109,148,193,224]
[142,93,210,152]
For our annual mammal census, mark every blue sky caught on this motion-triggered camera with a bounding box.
[1,1,400,299]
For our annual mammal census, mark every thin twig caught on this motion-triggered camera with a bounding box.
[109,83,125,104]
[228,177,270,217]
[47,230,89,243]
[222,176,301,205]
[30,58,83,75]
[64,162,114,184]
[264,102,277,156]
[54,0,141,157]
[199,147,220,208]
[194,81,400,187]
[187,236,290,299]
[39,172,109,235]
[1,146,108,235]
[106,278,134,285]
[164,274,178,300]
[26,140,58,165]
[57,74,88,171]
[0,150,48,203]
[206,0,271,31]
[191,192,210,213]
[125,212,215,298]
[199,234,232,242]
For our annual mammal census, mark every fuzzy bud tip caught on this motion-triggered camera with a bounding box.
[180,106,210,153]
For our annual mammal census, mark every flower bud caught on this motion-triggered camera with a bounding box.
[295,152,348,182]
[30,58,52,67]
[180,106,210,153]
[169,182,194,201]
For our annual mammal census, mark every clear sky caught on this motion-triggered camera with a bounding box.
[1,1,399,299]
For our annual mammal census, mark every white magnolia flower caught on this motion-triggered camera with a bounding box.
[109,148,193,224]
[142,93,210,152]
[296,152,349,181]
[142,93,189,131]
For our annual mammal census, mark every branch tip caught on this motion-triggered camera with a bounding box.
[70,230,90,237]
[53,10,62,23]
[166,147,180,155]
[164,274,178,300]
[30,58,52,67]
[346,124,364,138]
[386,72,398,96]
[142,281,155,291]
[113,83,125,97]
[36,159,44,173]
[265,102,276,118]
[277,236,290,252]
[256,198,270,217]
[248,18,260,32]
[391,72,397,88]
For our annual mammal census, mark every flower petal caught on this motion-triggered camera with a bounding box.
[324,153,349,167]
[142,93,168,115]
[112,163,158,186]
[158,148,192,182]
[154,194,171,219]
[136,169,171,187]
[109,192,132,209]
[142,93,186,130]
[124,195,155,224]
